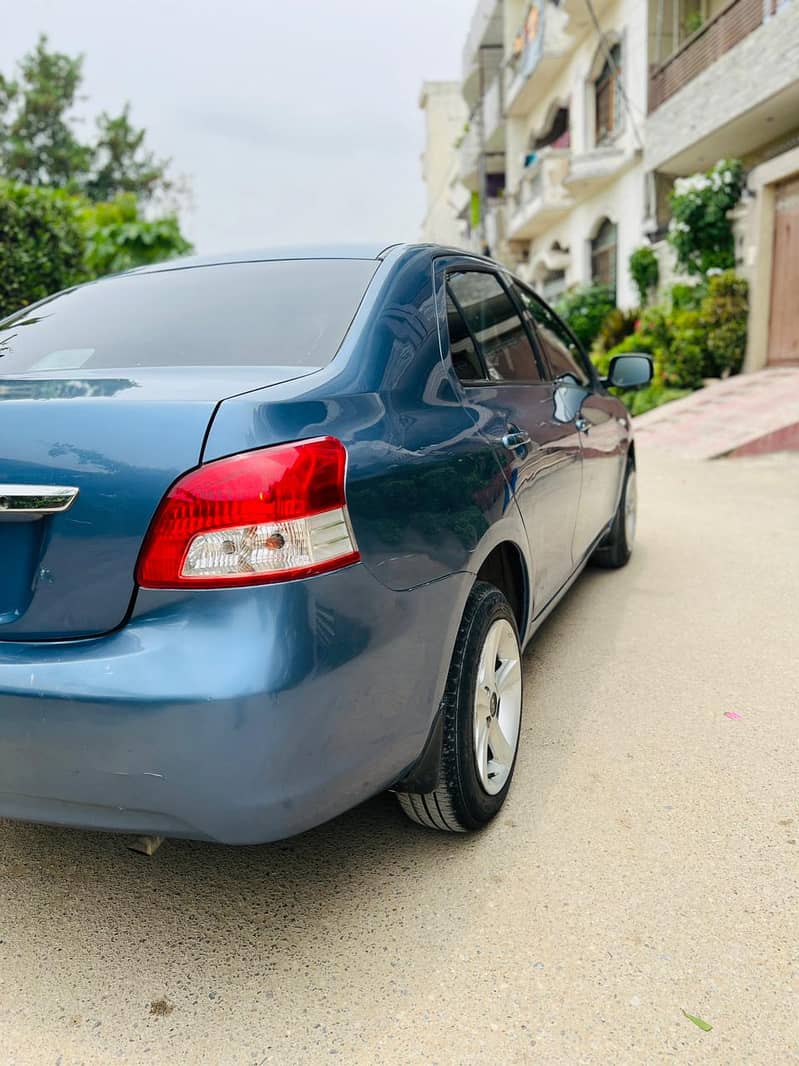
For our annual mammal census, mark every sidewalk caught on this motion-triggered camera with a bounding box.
[633,367,799,459]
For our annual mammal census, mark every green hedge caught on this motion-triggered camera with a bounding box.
[0,180,86,319]
[0,181,193,321]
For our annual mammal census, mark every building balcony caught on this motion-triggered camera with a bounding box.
[506,149,574,240]
[457,123,481,190]
[457,111,506,192]
[483,71,505,152]
[645,0,799,174]
[505,2,573,119]
[648,0,767,114]
[462,0,504,109]
[485,197,507,254]
[563,145,640,196]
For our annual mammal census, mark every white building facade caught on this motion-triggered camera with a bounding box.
[427,0,799,369]
[418,81,469,248]
[644,0,799,370]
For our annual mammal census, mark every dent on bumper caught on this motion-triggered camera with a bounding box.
[0,565,470,843]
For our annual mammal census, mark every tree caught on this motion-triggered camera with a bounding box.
[0,35,90,188]
[0,35,174,203]
[82,193,192,275]
[0,180,86,319]
[84,104,171,204]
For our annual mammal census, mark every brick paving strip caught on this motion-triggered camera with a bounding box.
[633,367,799,459]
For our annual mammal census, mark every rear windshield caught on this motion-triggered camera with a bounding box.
[0,259,378,373]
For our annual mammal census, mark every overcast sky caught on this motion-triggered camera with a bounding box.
[1,0,467,253]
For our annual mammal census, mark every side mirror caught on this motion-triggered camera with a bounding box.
[604,354,653,389]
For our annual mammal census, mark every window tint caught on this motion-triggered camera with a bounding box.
[447,271,541,383]
[445,289,485,382]
[513,284,591,387]
[0,259,378,372]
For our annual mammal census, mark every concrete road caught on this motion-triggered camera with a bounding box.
[1,450,797,1065]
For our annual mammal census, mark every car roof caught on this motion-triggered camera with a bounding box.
[126,243,405,275]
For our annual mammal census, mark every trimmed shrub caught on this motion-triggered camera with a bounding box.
[0,179,86,319]
[628,246,659,306]
[554,284,615,351]
[699,270,748,377]
[664,309,705,389]
[669,282,704,311]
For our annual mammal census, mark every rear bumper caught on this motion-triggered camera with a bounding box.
[0,566,469,843]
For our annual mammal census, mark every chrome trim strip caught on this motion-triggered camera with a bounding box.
[0,484,80,514]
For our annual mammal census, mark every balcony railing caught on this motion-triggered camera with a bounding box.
[505,1,572,118]
[457,123,481,187]
[507,149,573,240]
[649,0,765,113]
[482,71,504,147]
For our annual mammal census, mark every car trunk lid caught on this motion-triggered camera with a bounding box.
[0,366,316,640]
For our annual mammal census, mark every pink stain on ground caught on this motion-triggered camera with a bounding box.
[724,712,742,720]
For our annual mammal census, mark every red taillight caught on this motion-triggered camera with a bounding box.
[136,437,360,589]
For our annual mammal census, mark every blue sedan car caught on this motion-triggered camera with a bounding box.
[0,243,650,844]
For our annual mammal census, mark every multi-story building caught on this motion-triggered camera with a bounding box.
[423,0,798,369]
[418,81,469,247]
[502,0,649,308]
[644,0,799,369]
[456,0,509,257]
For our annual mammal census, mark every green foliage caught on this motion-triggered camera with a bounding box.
[597,307,639,352]
[668,158,745,276]
[599,271,750,410]
[84,104,172,204]
[554,284,615,351]
[0,38,192,318]
[668,282,704,311]
[0,35,174,204]
[81,193,192,276]
[684,11,704,35]
[665,309,705,389]
[628,246,659,305]
[699,270,749,376]
[0,35,90,189]
[623,384,691,417]
[0,179,86,319]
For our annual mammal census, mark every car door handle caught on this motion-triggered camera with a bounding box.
[574,417,590,434]
[0,484,79,514]
[499,431,533,451]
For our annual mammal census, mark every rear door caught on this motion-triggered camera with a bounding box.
[439,262,582,612]
[513,283,626,560]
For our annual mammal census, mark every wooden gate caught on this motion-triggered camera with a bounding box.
[768,176,799,366]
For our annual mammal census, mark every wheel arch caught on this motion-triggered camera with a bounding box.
[474,540,530,640]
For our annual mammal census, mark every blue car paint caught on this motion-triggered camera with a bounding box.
[0,366,321,639]
[0,566,472,843]
[0,243,627,843]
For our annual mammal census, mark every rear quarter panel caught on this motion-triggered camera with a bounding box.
[204,248,530,596]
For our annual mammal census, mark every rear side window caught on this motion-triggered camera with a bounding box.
[0,259,378,372]
[445,290,485,382]
[447,271,542,384]
[513,283,591,386]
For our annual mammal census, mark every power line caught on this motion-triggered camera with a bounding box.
[582,0,644,152]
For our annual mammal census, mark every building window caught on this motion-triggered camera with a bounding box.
[594,42,622,144]
[590,219,618,295]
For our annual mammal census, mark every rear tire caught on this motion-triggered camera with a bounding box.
[592,454,636,569]
[397,582,523,833]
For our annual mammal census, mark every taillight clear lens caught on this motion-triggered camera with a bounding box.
[136,437,360,588]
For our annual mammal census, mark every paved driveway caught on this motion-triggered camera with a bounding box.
[1,450,797,1065]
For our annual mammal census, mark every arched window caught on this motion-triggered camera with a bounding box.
[590,219,617,295]
[594,42,622,144]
